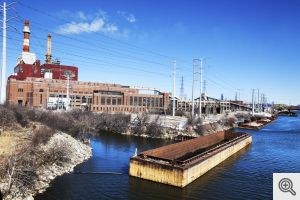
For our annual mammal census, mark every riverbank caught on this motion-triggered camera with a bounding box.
[0,104,94,199]
[127,111,250,140]
[0,125,91,200]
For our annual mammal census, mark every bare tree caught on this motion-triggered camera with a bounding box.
[0,144,37,199]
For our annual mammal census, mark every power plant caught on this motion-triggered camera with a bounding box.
[6,20,170,112]
[4,20,256,115]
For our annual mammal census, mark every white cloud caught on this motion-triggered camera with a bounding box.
[56,11,118,35]
[57,18,103,34]
[126,14,136,23]
[103,24,118,33]
[118,11,137,23]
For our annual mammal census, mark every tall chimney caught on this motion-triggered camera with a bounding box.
[23,20,30,52]
[45,33,52,64]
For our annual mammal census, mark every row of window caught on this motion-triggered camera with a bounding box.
[93,106,146,112]
[95,96,122,105]
[128,96,163,107]
[93,96,164,108]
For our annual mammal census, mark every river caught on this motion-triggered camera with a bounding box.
[35,112,300,200]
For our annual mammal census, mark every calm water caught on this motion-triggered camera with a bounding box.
[36,112,300,200]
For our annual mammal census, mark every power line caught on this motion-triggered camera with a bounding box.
[17,1,191,63]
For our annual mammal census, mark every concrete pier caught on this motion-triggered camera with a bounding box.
[129,130,252,187]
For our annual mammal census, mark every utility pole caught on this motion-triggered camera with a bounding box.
[172,60,176,117]
[252,89,255,116]
[0,1,7,104]
[199,58,203,118]
[0,1,14,104]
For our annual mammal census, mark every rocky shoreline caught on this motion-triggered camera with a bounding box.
[0,132,92,200]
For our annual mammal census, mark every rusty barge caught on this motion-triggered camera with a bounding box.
[129,130,252,187]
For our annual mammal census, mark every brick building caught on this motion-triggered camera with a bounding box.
[6,20,170,113]
[7,78,169,113]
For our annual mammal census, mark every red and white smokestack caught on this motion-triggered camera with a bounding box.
[23,20,30,52]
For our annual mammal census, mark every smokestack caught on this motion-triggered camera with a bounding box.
[45,33,52,64]
[23,20,30,52]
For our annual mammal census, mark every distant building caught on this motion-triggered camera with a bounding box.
[9,20,78,82]
[6,20,169,113]
[7,78,169,113]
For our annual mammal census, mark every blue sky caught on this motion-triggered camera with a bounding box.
[3,0,300,104]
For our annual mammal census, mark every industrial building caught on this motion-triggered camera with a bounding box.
[6,20,170,113]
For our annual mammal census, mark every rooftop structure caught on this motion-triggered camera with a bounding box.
[9,20,78,81]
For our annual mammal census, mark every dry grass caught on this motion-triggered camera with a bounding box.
[0,128,32,166]
[0,135,19,156]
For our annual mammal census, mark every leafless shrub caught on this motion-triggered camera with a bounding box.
[31,127,55,146]
[36,111,74,134]
[41,140,71,166]
[250,116,258,122]
[95,113,130,134]
[4,104,29,127]
[0,146,37,199]
[234,112,251,122]
[223,116,237,127]
[131,113,151,135]
[0,105,16,128]
[145,116,164,137]
[186,116,205,134]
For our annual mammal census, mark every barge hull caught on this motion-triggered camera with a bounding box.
[129,131,252,187]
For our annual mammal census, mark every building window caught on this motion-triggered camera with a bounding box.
[138,97,142,106]
[160,98,163,107]
[88,97,92,104]
[151,98,155,107]
[143,97,147,106]
[134,97,138,106]
[107,97,111,105]
[147,97,151,107]
[82,96,86,103]
[17,88,23,92]
[118,98,122,105]
[101,97,105,105]
[40,94,43,105]
[130,96,133,106]
[112,98,116,105]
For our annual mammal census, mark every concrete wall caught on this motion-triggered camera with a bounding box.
[129,136,252,187]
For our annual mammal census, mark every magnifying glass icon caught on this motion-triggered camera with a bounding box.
[279,178,296,196]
